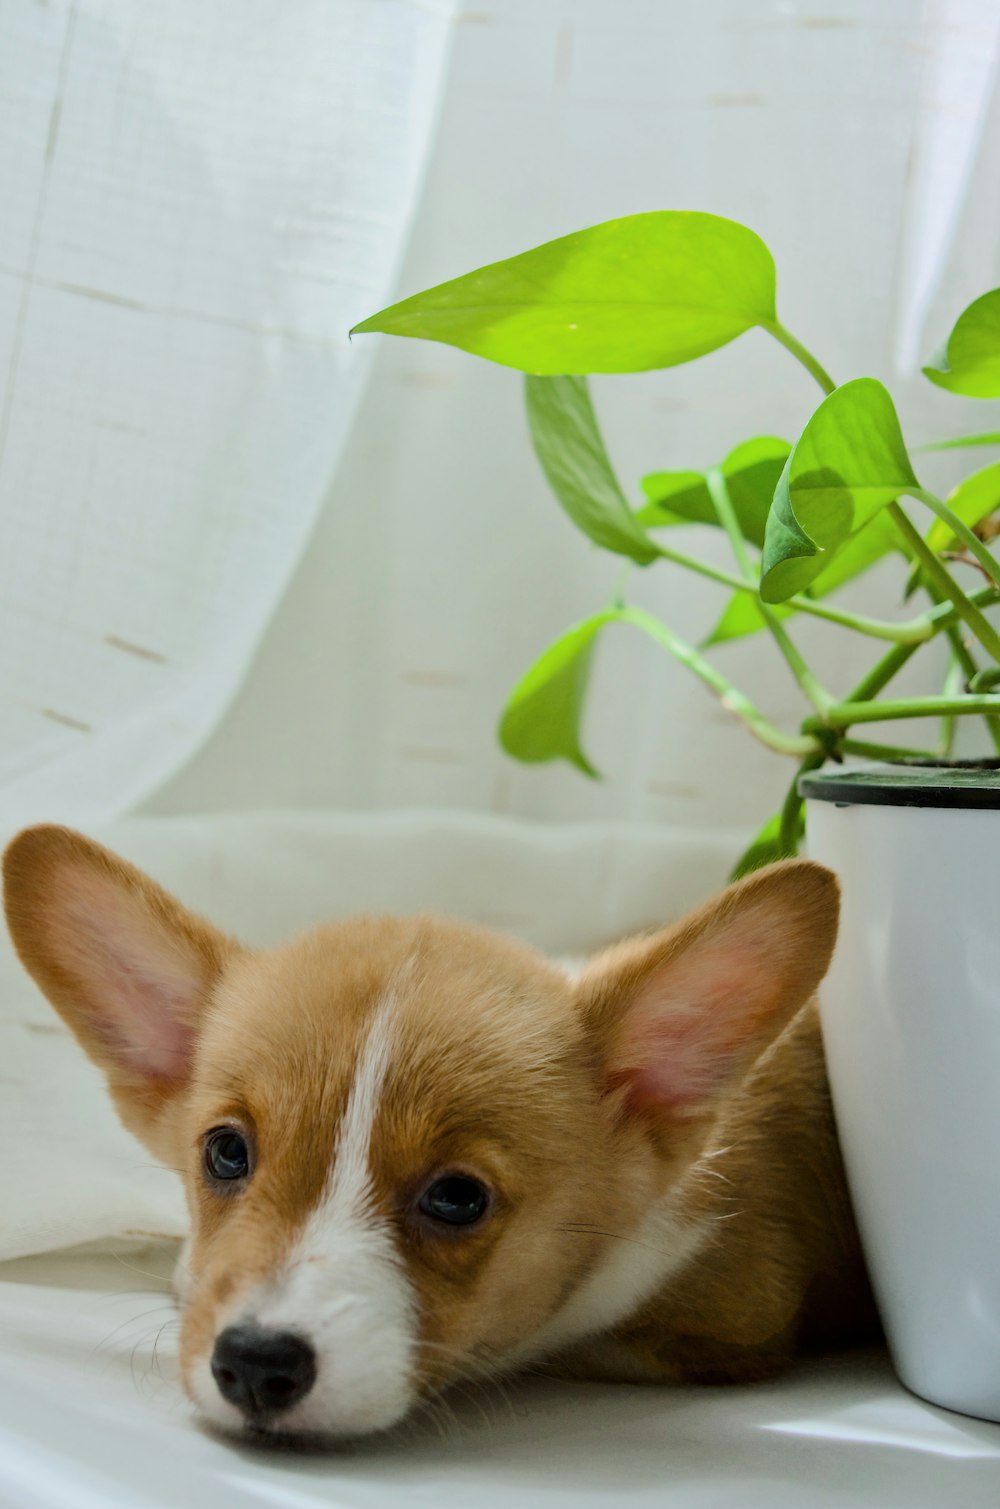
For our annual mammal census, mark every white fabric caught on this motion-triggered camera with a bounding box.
[2,1247,1000,1507]
[0,809,741,1264]
[0,0,456,829]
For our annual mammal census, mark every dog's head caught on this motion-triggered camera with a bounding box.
[3,825,837,1440]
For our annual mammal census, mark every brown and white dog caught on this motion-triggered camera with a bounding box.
[2,825,876,1441]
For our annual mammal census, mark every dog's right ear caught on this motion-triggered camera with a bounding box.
[577,859,839,1132]
[2,825,238,1145]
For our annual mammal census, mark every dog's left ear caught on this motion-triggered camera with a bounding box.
[577,860,839,1129]
[3,825,238,1143]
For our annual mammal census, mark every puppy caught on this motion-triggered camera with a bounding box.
[2,825,876,1441]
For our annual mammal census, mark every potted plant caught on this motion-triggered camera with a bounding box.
[353,212,1000,1420]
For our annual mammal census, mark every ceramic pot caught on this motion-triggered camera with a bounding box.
[800,763,1000,1422]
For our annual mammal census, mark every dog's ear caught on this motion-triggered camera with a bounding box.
[578,860,839,1128]
[3,825,238,1142]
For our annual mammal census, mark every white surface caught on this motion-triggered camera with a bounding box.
[1,1247,1000,1509]
[0,0,456,828]
[149,0,1000,833]
[0,807,741,1264]
[808,799,1000,1423]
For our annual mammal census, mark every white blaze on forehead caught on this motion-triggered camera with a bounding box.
[193,987,419,1438]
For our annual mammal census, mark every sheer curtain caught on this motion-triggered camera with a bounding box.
[0,0,457,828]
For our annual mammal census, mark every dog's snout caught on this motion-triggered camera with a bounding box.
[211,1326,317,1419]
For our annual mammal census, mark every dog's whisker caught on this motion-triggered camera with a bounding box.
[108,1248,179,1287]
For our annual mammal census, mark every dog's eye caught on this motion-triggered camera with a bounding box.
[418,1175,490,1227]
[203,1128,250,1183]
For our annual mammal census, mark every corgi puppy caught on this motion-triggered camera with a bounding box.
[2,825,876,1441]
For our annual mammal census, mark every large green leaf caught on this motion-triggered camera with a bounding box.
[499,612,619,776]
[706,510,903,645]
[759,379,918,603]
[525,376,658,564]
[923,289,1000,398]
[638,435,791,547]
[351,212,777,374]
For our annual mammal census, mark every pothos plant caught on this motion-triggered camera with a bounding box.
[353,212,1000,875]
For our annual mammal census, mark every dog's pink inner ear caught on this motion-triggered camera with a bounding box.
[51,868,211,1082]
[611,912,779,1117]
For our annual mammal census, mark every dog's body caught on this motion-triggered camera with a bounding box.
[3,826,876,1441]
[554,1001,876,1388]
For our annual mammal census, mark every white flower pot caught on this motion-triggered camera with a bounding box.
[801,764,1000,1422]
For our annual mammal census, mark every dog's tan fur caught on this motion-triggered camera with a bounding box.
[3,825,877,1435]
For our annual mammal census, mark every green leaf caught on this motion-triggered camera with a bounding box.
[638,435,791,547]
[525,376,658,564]
[499,612,619,776]
[759,379,918,603]
[729,806,803,881]
[925,459,1000,553]
[351,212,777,374]
[923,289,1000,398]
[919,431,1000,452]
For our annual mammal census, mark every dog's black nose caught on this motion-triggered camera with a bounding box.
[211,1326,317,1418]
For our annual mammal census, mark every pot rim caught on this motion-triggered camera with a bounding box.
[799,758,1000,810]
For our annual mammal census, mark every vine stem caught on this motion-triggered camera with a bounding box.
[619,605,821,758]
[917,580,1000,756]
[839,737,943,761]
[779,751,825,856]
[887,502,1000,662]
[910,487,1000,591]
[803,693,1000,732]
[651,536,933,644]
[761,321,837,397]
[705,468,834,715]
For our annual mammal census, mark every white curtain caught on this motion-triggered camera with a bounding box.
[0,0,457,828]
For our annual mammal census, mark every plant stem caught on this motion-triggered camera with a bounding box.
[761,321,837,397]
[938,654,961,758]
[651,537,932,643]
[922,582,1000,756]
[910,488,1000,590]
[887,502,1000,661]
[844,587,1000,703]
[845,641,919,704]
[803,694,1000,732]
[779,751,825,855]
[792,596,930,643]
[706,468,834,715]
[839,737,942,761]
[969,666,1000,692]
[620,605,822,758]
